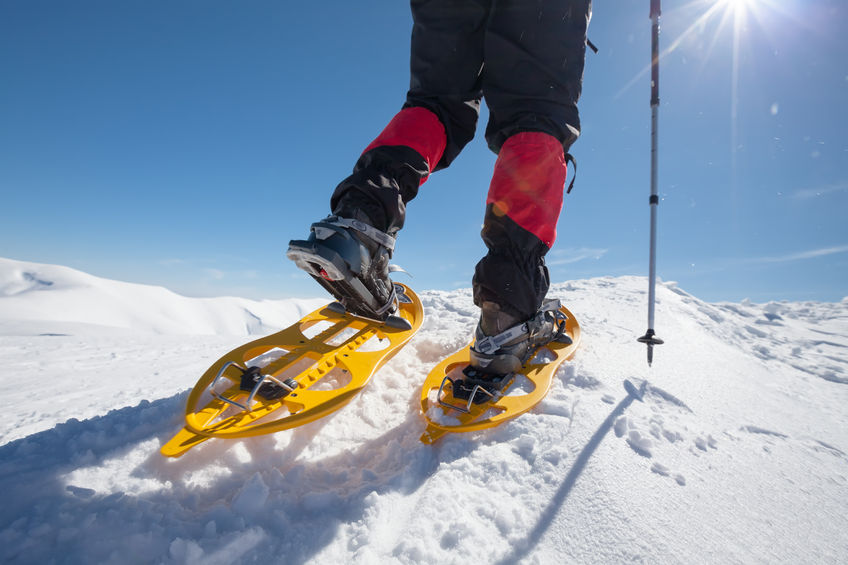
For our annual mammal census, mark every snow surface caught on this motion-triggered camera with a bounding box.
[1,256,846,564]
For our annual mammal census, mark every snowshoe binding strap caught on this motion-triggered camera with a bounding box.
[442,365,516,412]
[437,370,501,414]
[238,365,299,401]
[473,300,570,357]
[467,299,572,377]
[313,216,396,253]
[210,361,298,412]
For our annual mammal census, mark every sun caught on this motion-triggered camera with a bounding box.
[722,0,753,11]
[617,0,787,120]
[718,0,776,23]
[721,0,763,14]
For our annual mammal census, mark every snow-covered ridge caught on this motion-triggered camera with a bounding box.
[0,257,325,336]
[0,258,846,564]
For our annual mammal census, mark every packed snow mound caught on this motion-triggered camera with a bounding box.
[0,257,325,336]
[0,260,846,564]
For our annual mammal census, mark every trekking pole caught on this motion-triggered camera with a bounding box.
[637,0,664,366]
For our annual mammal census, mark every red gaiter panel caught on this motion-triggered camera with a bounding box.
[363,107,447,185]
[486,131,568,248]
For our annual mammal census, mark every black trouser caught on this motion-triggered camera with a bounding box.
[407,0,589,166]
[332,0,592,319]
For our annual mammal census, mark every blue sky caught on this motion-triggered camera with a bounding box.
[1,0,846,304]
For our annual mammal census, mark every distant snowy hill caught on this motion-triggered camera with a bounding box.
[0,257,325,336]
[1,257,846,564]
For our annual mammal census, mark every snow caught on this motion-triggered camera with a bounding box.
[1,256,846,564]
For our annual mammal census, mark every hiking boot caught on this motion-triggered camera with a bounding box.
[286,211,398,320]
[469,299,571,376]
[450,300,570,405]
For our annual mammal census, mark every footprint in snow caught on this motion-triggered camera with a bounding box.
[614,416,654,458]
[650,462,686,486]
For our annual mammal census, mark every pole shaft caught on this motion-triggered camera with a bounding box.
[647,4,660,332]
[638,0,664,366]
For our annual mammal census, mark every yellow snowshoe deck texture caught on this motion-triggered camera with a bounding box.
[161,284,422,457]
[419,305,580,444]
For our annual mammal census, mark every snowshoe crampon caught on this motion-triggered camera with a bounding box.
[419,304,580,444]
[160,284,423,457]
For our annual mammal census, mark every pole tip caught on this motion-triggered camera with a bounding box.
[637,329,663,367]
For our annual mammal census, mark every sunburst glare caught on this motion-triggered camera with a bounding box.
[617,0,786,99]
[617,0,795,173]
